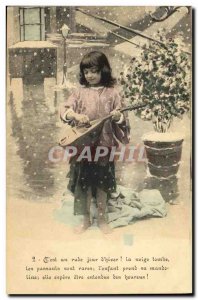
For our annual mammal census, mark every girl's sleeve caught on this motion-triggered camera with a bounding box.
[112,89,131,144]
[59,89,79,123]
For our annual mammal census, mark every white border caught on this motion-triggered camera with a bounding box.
[0,3,6,300]
[1,0,197,5]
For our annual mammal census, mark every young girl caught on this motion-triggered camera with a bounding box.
[60,51,130,234]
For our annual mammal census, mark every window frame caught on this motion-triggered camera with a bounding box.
[19,7,45,41]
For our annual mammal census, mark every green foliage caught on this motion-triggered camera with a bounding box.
[119,30,191,132]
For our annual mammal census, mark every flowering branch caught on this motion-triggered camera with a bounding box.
[119,30,191,133]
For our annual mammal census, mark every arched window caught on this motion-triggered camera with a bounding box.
[19,7,45,41]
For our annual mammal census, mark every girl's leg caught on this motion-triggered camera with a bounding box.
[96,188,113,234]
[74,188,92,234]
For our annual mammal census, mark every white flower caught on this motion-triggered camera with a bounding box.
[139,83,144,92]
[148,61,153,71]
[170,82,176,88]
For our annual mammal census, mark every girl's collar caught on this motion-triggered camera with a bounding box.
[89,86,105,90]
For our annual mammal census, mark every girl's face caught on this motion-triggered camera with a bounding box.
[84,67,101,86]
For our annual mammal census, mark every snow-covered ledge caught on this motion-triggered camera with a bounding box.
[142,132,184,142]
[9,41,57,49]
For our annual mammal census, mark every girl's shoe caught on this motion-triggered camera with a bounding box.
[98,220,113,234]
[74,216,91,234]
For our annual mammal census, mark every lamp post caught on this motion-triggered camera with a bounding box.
[61,24,70,85]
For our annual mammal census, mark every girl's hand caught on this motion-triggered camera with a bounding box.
[110,110,122,122]
[74,113,90,124]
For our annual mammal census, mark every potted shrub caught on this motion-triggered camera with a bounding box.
[119,30,191,198]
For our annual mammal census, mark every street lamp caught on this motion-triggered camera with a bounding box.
[61,24,70,85]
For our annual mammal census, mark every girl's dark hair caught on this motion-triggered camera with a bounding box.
[79,51,116,87]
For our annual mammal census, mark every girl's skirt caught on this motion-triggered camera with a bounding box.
[67,158,116,215]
